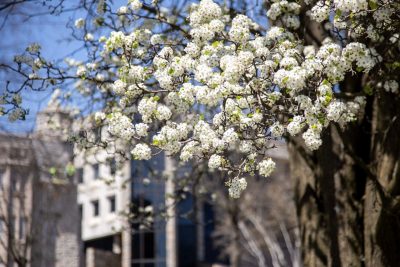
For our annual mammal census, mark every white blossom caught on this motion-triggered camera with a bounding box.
[228,177,247,198]
[384,80,399,93]
[258,158,276,177]
[131,143,152,160]
[74,18,85,29]
[129,0,143,11]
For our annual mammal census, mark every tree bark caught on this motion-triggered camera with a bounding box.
[289,92,400,267]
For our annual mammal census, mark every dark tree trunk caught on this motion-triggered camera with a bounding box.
[289,92,400,267]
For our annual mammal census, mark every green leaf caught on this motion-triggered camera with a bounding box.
[65,163,76,177]
[318,117,326,125]
[322,79,330,85]
[152,139,160,146]
[391,61,400,70]
[363,84,373,95]
[212,41,220,48]
[153,96,160,101]
[356,66,364,72]
[369,0,378,10]
[49,167,57,176]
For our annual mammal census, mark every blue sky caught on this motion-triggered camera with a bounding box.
[0,1,86,133]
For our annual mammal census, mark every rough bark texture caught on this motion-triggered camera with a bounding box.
[289,92,400,267]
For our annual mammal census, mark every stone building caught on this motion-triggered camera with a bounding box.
[0,101,81,267]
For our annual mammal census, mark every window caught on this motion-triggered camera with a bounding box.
[130,154,166,267]
[92,200,99,217]
[109,196,116,213]
[110,159,117,175]
[93,164,99,180]
[132,197,156,266]
[77,168,84,183]
[79,204,83,219]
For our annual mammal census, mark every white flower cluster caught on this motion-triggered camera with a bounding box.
[270,123,284,138]
[229,15,252,43]
[129,0,142,11]
[334,0,368,12]
[153,123,192,153]
[228,177,247,198]
[138,98,158,122]
[384,80,399,94]
[208,154,224,169]
[310,1,331,22]
[108,112,135,140]
[342,42,378,72]
[258,158,276,177]
[93,0,383,197]
[302,126,323,151]
[131,143,152,160]
[309,0,396,46]
[76,65,87,77]
[135,123,149,137]
[287,116,304,136]
[267,1,301,29]
[326,101,346,122]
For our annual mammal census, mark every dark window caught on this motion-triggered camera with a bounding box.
[93,164,99,179]
[177,194,196,267]
[132,197,155,263]
[204,202,221,262]
[110,159,117,175]
[92,200,99,217]
[109,196,116,213]
[144,232,155,258]
[79,204,83,219]
[130,153,166,267]
[84,235,114,252]
[77,168,84,183]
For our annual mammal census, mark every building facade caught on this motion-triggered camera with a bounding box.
[0,104,81,267]
[76,148,224,267]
